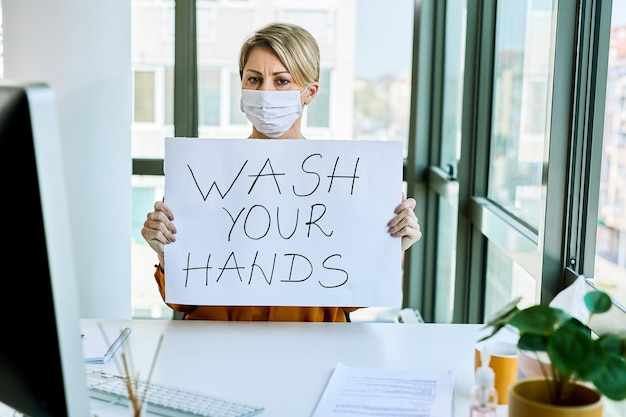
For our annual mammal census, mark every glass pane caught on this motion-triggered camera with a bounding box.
[198,69,220,126]
[229,72,248,126]
[440,0,466,171]
[307,68,330,128]
[0,3,3,80]
[487,0,555,230]
[131,1,175,318]
[131,1,175,159]
[434,195,458,323]
[164,67,174,125]
[484,241,537,319]
[131,175,172,319]
[353,0,413,156]
[432,0,467,324]
[594,2,626,307]
[132,0,414,319]
[133,71,156,123]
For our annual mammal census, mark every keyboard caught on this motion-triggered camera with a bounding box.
[85,368,264,417]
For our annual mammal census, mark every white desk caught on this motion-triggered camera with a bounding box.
[80,319,511,417]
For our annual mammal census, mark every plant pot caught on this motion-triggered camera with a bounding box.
[509,378,603,417]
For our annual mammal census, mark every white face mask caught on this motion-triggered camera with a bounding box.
[240,86,309,138]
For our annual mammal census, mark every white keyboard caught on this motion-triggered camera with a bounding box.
[85,368,264,417]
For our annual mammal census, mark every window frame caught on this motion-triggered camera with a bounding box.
[131,0,626,332]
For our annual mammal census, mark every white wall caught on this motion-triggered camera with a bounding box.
[3,0,132,318]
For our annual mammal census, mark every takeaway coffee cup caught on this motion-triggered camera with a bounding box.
[474,341,518,405]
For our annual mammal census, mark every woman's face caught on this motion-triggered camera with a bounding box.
[241,45,303,92]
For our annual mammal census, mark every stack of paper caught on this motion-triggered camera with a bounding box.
[312,362,455,417]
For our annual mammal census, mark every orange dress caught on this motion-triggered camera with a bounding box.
[153,266,359,322]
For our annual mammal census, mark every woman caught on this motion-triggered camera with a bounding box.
[141,22,422,321]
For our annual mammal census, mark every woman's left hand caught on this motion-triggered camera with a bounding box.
[388,192,422,251]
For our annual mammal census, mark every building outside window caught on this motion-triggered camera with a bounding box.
[594,2,626,308]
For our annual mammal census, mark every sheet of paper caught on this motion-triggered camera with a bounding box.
[163,138,404,307]
[312,362,455,417]
[82,326,131,364]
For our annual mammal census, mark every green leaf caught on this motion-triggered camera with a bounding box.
[509,305,566,335]
[592,355,626,401]
[584,290,612,314]
[477,325,506,343]
[517,333,548,352]
[577,340,608,381]
[548,320,592,373]
[478,296,522,342]
[483,297,522,328]
[597,334,625,356]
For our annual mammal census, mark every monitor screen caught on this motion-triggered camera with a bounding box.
[0,81,91,416]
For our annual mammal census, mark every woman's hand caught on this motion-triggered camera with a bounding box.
[388,193,422,251]
[140,200,177,267]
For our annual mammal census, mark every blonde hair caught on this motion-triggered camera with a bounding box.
[239,22,320,87]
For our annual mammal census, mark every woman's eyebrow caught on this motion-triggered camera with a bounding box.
[243,68,262,75]
[243,68,290,76]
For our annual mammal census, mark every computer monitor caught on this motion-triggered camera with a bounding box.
[0,81,91,416]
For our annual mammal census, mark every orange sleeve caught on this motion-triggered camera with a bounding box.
[153,265,197,315]
[154,265,360,321]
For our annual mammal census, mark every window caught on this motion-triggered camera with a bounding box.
[0,3,3,79]
[197,5,216,40]
[198,69,220,126]
[594,2,626,307]
[131,0,414,319]
[482,0,556,317]
[306,68,330,128]
[165,67,174,125]
[131,1,175,160]
[134,71,156,123]
[280,9,334,44]
[129,0,625,334]
[229,71,247,126]
[487,1,553,232]
[433,0,466,323]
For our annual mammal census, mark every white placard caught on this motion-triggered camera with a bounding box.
[163,138,403,307]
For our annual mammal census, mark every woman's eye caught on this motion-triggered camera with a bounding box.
[276,79,290,86]
[247,77,260,84]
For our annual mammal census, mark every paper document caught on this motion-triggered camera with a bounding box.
[312,362,455,417]
[82,326,131,364]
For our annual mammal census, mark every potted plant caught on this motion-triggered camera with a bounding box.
[480,288,626,416]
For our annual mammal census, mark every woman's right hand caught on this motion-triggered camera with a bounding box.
[141,200,177,267]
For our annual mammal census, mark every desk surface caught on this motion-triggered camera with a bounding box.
[81,319,508,417]
[0,319,621,417]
